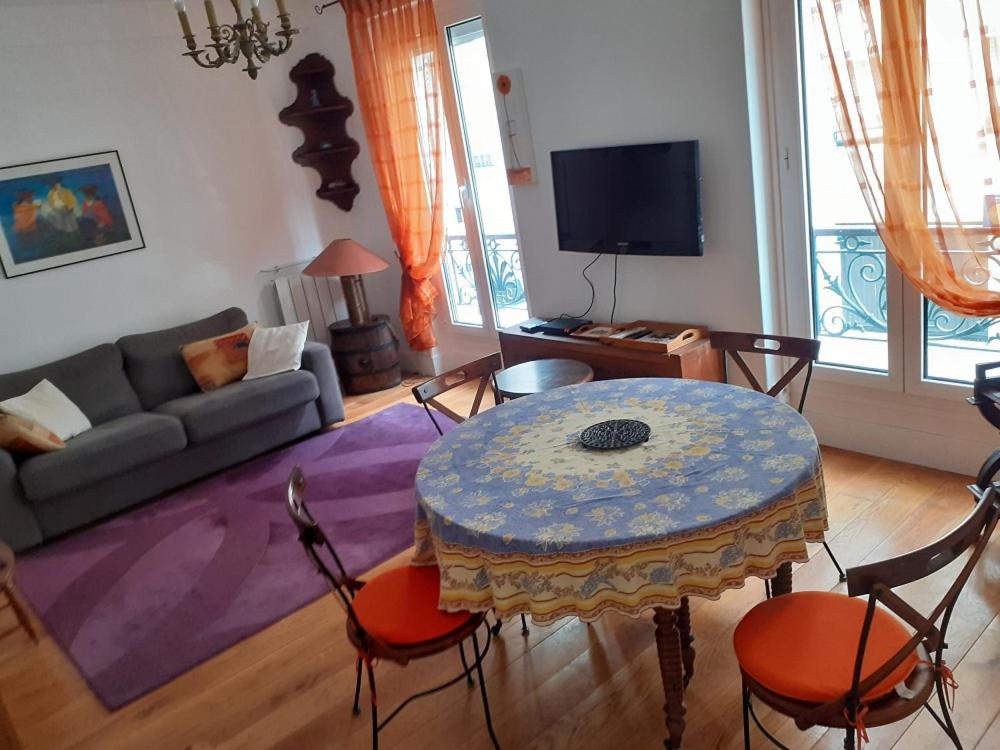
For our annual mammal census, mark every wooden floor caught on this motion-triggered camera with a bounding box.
[1,381,999,750]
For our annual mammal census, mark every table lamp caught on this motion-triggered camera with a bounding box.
[303,239,389,326]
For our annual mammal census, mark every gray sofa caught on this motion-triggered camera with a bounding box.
[0,307,344,552]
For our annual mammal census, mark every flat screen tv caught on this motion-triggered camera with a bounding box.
[551,140,703,256]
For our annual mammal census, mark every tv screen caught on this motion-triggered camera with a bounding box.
[551,140,703,256]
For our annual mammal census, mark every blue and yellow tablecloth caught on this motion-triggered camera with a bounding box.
[414,378,827,623]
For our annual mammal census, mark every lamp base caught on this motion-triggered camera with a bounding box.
[340,274,370,326]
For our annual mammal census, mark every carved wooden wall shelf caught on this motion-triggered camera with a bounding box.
[279,53,360,211]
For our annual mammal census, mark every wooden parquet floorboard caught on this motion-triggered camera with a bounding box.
[0,382,996,750]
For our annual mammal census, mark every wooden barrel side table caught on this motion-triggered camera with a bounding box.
[495,358,594,400]
[327,315,402,395]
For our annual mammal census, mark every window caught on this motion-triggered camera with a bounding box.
[434,15,528,334]
[797,0,1000,386]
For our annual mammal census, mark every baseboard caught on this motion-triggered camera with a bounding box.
[399,347,440,376]
[808,410,996,477]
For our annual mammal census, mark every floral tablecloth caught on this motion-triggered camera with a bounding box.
[414,378,827,623]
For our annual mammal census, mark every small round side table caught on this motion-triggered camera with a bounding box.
[495,358,594,400]
[0,542,38,644]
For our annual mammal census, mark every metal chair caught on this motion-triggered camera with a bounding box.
[411,352,504,436]
[285,467,501,750]
[967,359,1000,430]
[412,353,529,635]
[735,483,999,750]
[709,331,845,586]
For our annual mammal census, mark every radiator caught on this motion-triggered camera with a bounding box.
[265,259,347,346]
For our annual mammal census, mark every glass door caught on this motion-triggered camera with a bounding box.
[432,1,529,350]
[794,0,1000,391]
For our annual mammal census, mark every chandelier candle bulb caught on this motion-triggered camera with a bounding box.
[204,0,218,29]
[250,0,262,23]
[173,2,194,42]
[276,0,288,18]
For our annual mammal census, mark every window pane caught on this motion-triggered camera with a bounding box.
[413,52,482,327]
[447,19,528,329]
[441,201,483,326]
[800,4,888,372]
[920,1,1000,384]
[925,299,1000,383]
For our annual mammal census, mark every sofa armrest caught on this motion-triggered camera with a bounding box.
[0,449,43,552]
[301,342,345,426]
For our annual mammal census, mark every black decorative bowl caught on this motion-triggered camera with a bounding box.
[579,419,651,450]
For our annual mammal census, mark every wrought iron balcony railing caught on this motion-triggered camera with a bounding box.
[812,227,999,345]
[442,232,526,326]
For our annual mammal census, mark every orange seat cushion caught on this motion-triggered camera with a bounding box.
[734,591,920,704]
[352,565,476,646]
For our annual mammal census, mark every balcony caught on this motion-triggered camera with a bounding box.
[441,232,528,329]
[812,226,1000,382]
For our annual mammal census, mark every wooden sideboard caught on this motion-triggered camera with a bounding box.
[498,325,724,382]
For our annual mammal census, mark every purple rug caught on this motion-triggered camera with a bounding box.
[15,402,451,710]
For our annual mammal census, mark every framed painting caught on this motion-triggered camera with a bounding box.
[0,151,144,278]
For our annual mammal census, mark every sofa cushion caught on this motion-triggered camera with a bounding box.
[181,323,257,392]
[0,344,141,427]
[155,370,320,444]
[0,414,64,455]
[117,308,249,410]
[18,413,187,503]
[0,379,91,440]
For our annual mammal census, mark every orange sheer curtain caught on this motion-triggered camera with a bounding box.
[343,0,445,350]
[811,0,1000,316]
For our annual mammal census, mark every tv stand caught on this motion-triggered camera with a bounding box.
[498,324,724,382]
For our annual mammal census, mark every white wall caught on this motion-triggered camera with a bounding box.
[0,0,400,373]
[481,0,763,331]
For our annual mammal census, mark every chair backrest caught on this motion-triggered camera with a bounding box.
[801,486,999,727]
[411,352,504,435]
[285,466,367,639]
[968,359,1000,430]
[709,331,821,413]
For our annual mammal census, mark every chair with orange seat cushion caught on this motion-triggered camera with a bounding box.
[734,483,999,750]
[285,467,501,750]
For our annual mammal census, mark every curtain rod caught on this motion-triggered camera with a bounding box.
[314,1,342,14]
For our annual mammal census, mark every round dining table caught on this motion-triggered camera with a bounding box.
[413,377,829,748]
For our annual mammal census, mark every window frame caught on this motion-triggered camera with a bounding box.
[767,0,982,399]
[428,0,531,361]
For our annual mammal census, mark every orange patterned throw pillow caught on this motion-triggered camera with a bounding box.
[180,324,258,392]
[0,414,65,454]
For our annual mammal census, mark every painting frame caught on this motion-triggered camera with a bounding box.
[0,150,144,279]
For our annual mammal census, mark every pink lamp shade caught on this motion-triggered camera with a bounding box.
[303,239,389,277]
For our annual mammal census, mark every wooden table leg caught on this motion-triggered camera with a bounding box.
[771,561,793,597]
[653,607,686,749]
[677,597,695,687]
[3,588,38,644]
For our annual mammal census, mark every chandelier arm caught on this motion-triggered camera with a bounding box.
[256,31,296,59]
[177,11,296,78]
[183,48,229,69]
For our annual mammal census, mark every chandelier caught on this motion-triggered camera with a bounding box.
[172,0,299,80]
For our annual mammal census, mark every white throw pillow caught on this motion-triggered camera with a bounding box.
[0,379,92,441]
[244,322,310,381]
